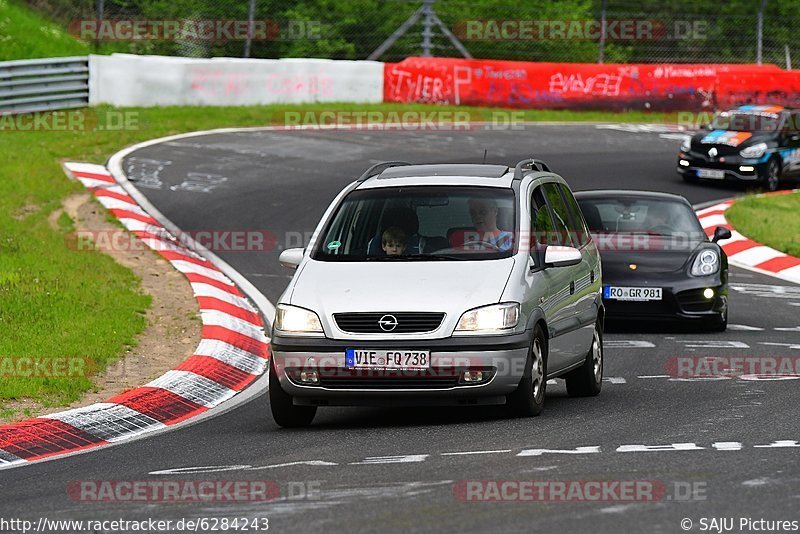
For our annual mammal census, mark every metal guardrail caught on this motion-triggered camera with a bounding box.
[0,56,89,115]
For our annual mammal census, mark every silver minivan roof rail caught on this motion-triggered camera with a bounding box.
[513,158,551,181]
[356,161,412,183]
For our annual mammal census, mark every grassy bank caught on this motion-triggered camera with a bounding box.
[725,192,800,258]
[0,102,684,417]
[0,0,91,60]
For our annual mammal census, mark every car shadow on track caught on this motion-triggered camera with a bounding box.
[259,388,595,432]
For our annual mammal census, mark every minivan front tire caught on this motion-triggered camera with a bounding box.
[505,324,547,417]
[269,360,317,428]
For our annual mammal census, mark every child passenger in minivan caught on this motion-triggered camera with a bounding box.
[381,226,407,256]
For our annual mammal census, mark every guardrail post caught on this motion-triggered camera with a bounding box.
[598,0,607,64]
[244,0,256,58]
[756,0,767,64]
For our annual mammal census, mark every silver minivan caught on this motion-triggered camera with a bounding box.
[269,160,604,427]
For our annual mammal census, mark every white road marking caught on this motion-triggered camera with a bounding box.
[604,340,656,348]
[731,283,800,299]
[774,326,800,332]
[441,449,512,456]
[603,377,627,384]
[616,443,704,452]
[727,324,765,331]
[150,461,337,475]
[517,446,601,457]
[249,461,341,470]
[600,504,641,514]
[760,342,800,350]
[637,375,671,379]
[676,340,749,349]
[740,374,800,381]
[753,441,800,448]
[712,442,743,450]
[351,455,429,465]
[148,439,800,475]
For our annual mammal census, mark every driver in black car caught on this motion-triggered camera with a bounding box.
[645,203,674,234]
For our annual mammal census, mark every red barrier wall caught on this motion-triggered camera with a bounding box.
[384,57,797,111]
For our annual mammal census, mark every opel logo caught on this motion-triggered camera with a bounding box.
[378,314,398,332]
[708,147,718,158]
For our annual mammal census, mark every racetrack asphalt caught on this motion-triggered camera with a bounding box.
[1,125,798,533]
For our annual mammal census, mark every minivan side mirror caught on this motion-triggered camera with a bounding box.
[544,246,582,268]
[279,248,305,269]
[712,226,732,243]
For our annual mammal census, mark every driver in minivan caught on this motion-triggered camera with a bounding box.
[450,197,513,251]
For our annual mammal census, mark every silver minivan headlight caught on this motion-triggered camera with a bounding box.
[455,303,520,334]
[690,249,720,276]
[275,304,324,334]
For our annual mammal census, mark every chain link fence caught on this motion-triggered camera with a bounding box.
[23,0,800,66]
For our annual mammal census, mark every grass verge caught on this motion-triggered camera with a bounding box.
[0,102,685,413]
[725,192,800,258]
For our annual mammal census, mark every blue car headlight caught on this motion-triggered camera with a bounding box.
[691,249,720,276]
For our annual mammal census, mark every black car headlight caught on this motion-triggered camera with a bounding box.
[690,249,720,276]
[739,142,767,159]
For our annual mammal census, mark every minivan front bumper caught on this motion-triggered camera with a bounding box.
[270,331,532,406]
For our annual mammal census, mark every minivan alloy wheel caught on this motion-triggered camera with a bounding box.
[531,337,544,401]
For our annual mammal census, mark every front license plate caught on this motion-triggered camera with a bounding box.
[603,286,663,301]
[697,168,725,179]
[345,349,430,369]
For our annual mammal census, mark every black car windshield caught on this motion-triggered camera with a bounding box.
[313,186,516,261]
[577,197,706,246]
[710,111,781,132]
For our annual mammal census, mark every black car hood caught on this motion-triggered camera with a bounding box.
[599,244,703,278]
[690,130,773,156]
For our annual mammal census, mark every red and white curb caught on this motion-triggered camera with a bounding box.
[696,190,800,285]
[0,162,269,467]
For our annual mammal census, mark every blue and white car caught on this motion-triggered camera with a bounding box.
[677,105,800,191]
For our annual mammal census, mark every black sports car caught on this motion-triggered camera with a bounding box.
[575,191,730,331]
[677,105,800,192]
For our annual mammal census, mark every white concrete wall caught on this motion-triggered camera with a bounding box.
[89,54,384,106]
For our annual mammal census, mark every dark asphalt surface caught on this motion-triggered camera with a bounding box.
[1,125,798,534]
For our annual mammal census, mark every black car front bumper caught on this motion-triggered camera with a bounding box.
[602,275,727,325]
[676,152,766,183]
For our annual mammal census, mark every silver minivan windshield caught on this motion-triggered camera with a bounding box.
[313,186,517,261]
